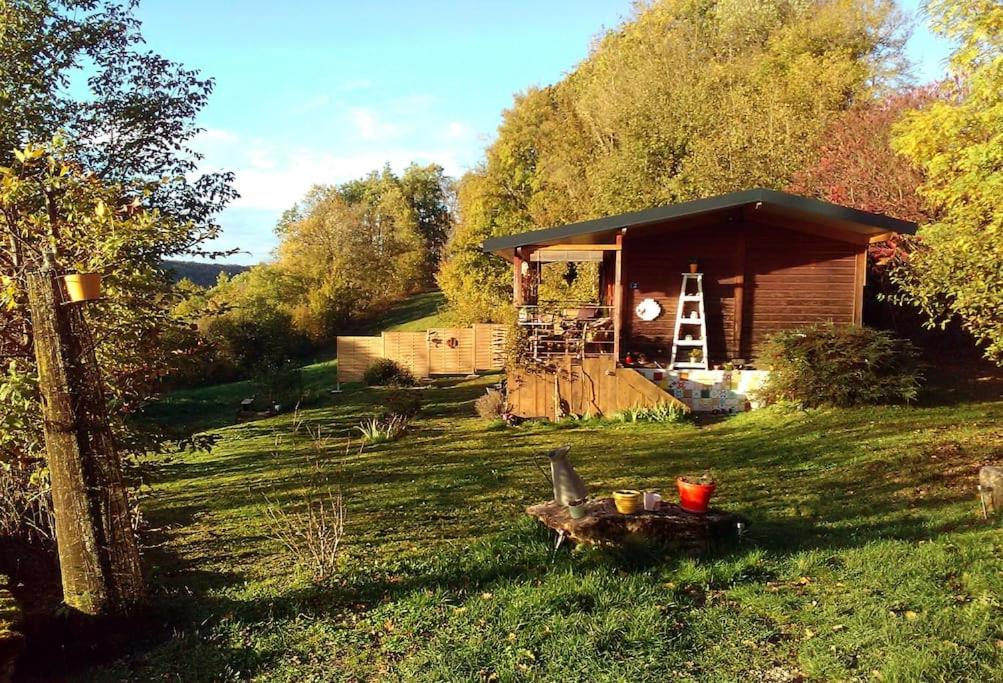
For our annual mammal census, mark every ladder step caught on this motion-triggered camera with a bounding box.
[679,319,703,324]
[681,295,702,301]
[672,362,707,369]
[674,339,703,346]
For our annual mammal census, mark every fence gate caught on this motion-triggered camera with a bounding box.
[427,327,475,376]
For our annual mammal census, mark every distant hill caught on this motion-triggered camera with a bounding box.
[162,260,252,287]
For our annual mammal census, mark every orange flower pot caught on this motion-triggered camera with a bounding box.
[676,477,716,514]
[63,273,102,302]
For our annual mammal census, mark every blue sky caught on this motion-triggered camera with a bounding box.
[133,0,953,264]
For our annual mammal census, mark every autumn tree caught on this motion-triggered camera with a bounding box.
[0,0,235,615]
[889,0,1003,364]
[438,0,908,323]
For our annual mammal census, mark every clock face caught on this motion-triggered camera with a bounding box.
[635,297,662,321]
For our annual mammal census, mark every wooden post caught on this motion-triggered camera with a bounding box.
[612,231,624,362]
[513,248,524,308]
[733,234,746,359]
[26,268,144,616]
[853,248,866,325]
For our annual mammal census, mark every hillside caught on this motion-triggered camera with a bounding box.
[359,290,450,334]
[162,260,251,287]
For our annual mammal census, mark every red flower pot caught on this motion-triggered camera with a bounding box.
[676,477,716,514]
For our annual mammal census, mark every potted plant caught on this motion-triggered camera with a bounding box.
[688,257,699,274]
[613,489,642,514]
[62,271,102,302]
[688,348,702,364]
[677,473,716,514]
[567,497,588,520]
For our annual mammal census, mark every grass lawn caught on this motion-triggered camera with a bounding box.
[362,291,450,333]
[85,370,1003,682]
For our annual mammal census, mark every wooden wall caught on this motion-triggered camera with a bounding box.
[337,325,508,382]
[621,219,863,363]
[507,356,689,420]
[742,223,859,357]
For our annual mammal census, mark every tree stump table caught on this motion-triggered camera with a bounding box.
[526,498,747,555]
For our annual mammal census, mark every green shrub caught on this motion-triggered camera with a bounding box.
[612,402,688,424]
[251,361,303,409]
[356,415,409,444]
[362,359,417,388]
[757,323,922,408]
[378,391,422,420]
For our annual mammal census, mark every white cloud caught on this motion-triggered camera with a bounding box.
[197,128,240,143]
[230,148,463,211]
[444,121,474,141]
[349,108,399,141]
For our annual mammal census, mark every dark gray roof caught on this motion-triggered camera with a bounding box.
[482,188,917,255]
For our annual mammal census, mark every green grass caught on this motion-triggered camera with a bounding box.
[362,290,449,333]
[140,360,341,435]
[86,376,1003,682]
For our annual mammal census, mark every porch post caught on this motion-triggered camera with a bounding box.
[612,231,624,362]
[733,233,746,358]
[513,248,524,307]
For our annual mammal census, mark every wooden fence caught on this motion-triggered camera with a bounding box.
[337,324,507,382]
[507,356,689,420]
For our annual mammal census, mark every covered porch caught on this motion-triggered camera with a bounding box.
[512,237,625,363]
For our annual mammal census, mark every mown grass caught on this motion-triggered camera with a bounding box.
[85,372,1003,682]
[362,290,449,333]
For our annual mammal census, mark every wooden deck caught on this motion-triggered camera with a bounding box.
[507,356,688,420]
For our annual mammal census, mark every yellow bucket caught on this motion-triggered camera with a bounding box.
[63,273,102,302]
[613,489,642,514]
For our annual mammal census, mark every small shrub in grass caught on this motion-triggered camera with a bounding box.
[356,415,409,444]
[474,389,508,420]
[264,489,345,582]
[612,402,688,423]
[378,390,423,420]
[362,359,416,388]
[757,323,923,408]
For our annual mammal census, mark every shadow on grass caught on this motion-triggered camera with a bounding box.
[77,371,1003,680]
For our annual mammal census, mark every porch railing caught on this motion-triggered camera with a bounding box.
[518,303,615,360]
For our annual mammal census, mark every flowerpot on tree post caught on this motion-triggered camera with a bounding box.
[62,273,102,303]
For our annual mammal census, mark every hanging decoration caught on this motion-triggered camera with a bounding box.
[635,298,662,321]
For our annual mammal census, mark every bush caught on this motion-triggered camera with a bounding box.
[757,323,922,408]
[362,359,416,388]
[356,415,409,444]
[264,489,345,582]
[475,389,508,420]
[612,402,688,424]
[378,391,423,420]
[251,361,303,408]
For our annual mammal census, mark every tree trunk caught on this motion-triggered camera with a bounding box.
[25,270,144,616]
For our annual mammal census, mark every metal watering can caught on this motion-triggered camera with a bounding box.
[545,445,588,505]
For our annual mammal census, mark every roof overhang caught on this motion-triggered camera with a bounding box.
[482,188,918,261]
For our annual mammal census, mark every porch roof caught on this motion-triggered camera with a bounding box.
[482,188,917,260]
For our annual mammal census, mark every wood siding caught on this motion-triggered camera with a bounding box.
[623,223,743,362]
[621,219,863,363]
[742,222,859,357]
[507,356,689,420]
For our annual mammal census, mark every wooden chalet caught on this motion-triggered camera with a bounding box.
[483,189,917,419]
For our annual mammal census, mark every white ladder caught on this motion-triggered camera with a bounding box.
[670,273,709,370]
